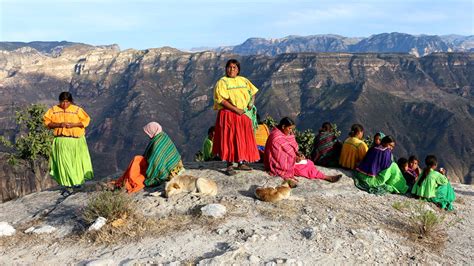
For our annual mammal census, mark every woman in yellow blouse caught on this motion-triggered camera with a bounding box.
[43,92,93,195]
[212,59,260,175]
[339,124,368,169]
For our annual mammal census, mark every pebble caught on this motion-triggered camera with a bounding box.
[201,204,226,218]
[0,222,16,236]
[31,225,57,234]
[301,227,315,240]
[85,258,114,266]
[88,217,107,231]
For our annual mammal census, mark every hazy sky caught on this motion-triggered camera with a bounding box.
[1,0,473,50]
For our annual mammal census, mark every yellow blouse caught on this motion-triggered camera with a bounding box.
[255,124,270,147]
[339,137,368,169]
[213,76,258,110]
[43,104,90,137]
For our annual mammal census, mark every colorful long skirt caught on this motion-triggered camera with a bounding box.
[212,109,260,163]
[49,136,94,187]
[354,162,408,195]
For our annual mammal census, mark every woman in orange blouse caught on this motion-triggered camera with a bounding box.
[43,92,93,196]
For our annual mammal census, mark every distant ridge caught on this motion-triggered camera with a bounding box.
[197,32,474,57]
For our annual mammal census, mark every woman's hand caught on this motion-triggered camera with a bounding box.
[221,100,245,115]
[235,108,245,115]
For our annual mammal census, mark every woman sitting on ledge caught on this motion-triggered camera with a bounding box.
[143,122,184,186]
[339,124,368,169]
[354,136,408,195]
[115,121,184,192]
[264,117,341,182]
[411,155,456,210]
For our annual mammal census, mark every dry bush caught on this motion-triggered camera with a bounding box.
[82,190,134,223]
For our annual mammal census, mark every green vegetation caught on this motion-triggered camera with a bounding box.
[0,104,53,164]
[294,129,315,158]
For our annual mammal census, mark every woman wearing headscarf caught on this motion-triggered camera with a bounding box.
[311,122,341,167]
[212,59,260,175]
[142,121,184,186]
[43,91,93,196]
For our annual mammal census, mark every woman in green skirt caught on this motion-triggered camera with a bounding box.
[44,92,93,196]
[412,155,456,210]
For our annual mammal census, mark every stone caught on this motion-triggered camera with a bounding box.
[248,255,260,263]
[301,227,315,240]
[0,222,15,236]
[24,226,35,234]
[88,217,107,231]
[32,225,57,234]
[201,204,226,218]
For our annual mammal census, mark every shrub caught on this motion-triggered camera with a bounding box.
[194,150,204,162]
[263,115,277,129]
[409,204,445,237]
[83,191,134,223]
[294,128,315,158]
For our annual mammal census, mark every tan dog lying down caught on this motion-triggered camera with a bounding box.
[165,175,217,197]
[255,180,296,203]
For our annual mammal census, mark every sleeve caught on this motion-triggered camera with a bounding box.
[214,79,230,105]
[78,107,91,127]
[245,78,258,96]
[358,141,369,159]
[43,108,53,127]
[435,171,449,185]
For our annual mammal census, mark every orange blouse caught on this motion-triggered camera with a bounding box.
[43,104,90,137]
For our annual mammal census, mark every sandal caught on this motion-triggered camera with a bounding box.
[225,167,237,176]
[237,164,253,171]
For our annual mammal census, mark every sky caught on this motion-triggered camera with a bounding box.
[0,0,473,50]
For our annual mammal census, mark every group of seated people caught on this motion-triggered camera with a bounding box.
[117,118,456,211]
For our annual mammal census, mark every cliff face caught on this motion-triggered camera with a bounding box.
[0,47,472,183]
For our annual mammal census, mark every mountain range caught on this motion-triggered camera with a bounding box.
[197,33,474,57]
[0,37,473,185]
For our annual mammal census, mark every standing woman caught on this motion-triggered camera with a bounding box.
[213,59,260,175]
[44,92,93,196]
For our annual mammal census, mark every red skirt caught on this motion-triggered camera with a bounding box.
[212,109,260,163]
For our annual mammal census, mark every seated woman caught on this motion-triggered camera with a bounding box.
[354,136,408,194]
[411,155,455,210]
[116,121,184,192]
[311,122,341,167]
[371,132,385,148]
[255,114,270,160]
[339,124,368,169]
[264,117,341,182]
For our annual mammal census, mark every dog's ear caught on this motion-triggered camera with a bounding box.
[172,183,181,189]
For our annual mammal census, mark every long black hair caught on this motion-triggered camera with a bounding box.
[58,91,74,103]
[277,117,295,130]
[320,122,333,133]
[418,155,438,185]
[349,124,364,137]
[225,59,240,76]
[381,135,395,145]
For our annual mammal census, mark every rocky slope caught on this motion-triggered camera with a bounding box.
[207,33,473,57]
[0,46,472,184]
[0,163,472,264]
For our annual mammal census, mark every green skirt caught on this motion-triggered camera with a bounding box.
[354,162,408,195]
[49,136,94,187]
[429,183,456,211]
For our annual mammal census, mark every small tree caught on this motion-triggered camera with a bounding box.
[294,129,315,158]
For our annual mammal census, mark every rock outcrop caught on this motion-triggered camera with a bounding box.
[0,163,472,264]
[0,46,472,183]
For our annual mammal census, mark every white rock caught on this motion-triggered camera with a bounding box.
[88,217,107,231]
[24,226,35,234]
[248,255,260,263]
[33,225,57,234]
[201,204,226,218]
[0,222,16,236]
[85,258,114,266]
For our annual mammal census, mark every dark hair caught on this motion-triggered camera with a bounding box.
[225,59,240,76]
[257,114,264,125]
[277,117,295,130]
[208,126,215,135]
[397,157,408,170]
[59,91,73,103]
[408,155,418,163]
[381,135,395,145]
[349,124,364,137]
[320,122,333,132]
[418,155,438,186]
[374,132,381,138]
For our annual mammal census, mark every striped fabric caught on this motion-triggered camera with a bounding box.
[264,128,299,179]
[143,132,182,186]
[311,131,338,166]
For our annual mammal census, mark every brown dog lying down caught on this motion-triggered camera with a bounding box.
[165,175,217,197]
[255,180,297,203]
